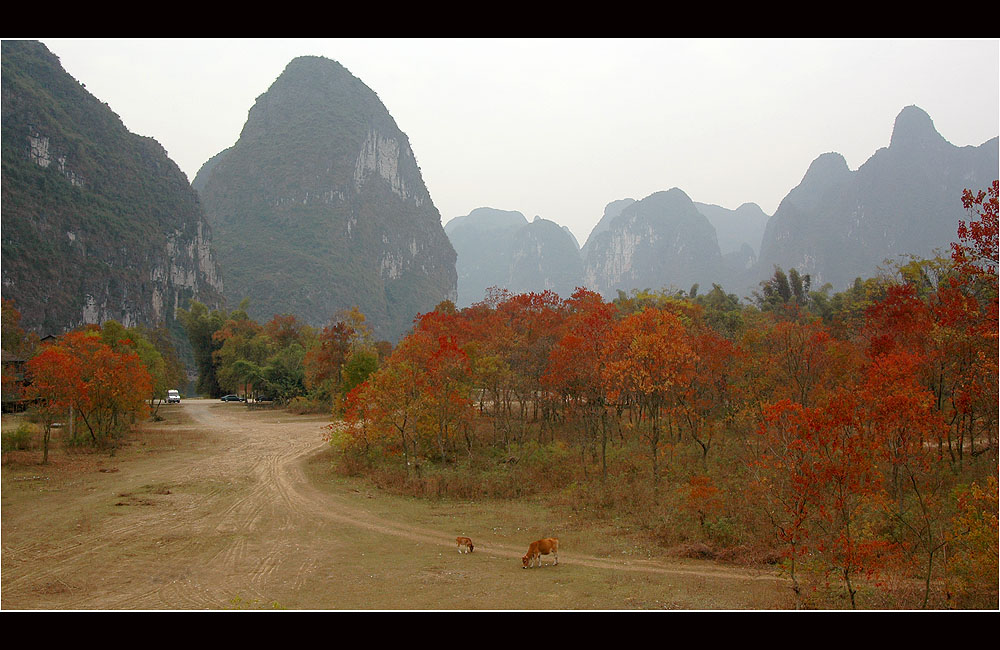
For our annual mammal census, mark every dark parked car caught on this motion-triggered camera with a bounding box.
[220,394,244,402]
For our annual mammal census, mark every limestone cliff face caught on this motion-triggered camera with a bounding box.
[755,152,855,288]
[580,198,635,261]
[194,55,456,341]
[582,189,723,298]
[1,40,224,336]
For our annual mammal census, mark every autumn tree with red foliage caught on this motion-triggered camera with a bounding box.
[753,399,821,602]
[341,310,475,470]
[754,393,892,609]
[23,345,79,463]
[945,180,999,466]
[419,333,474,462]
[676,329,739,461]
[858,350,949,607]
[341,353,422,473]
[543,288,617,479]
[26,329,152,452]
[953,180,998,288]
[763,318,860,408]
[493,290,567,428]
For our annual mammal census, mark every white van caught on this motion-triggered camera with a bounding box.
[167,389,181,403]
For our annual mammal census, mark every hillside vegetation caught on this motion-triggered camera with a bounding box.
[193,55,456,342]
[1,40,223,350]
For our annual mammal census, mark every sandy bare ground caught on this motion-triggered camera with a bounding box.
[1,399,793,610]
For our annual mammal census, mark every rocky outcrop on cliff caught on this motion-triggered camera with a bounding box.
[193,55,456,341]
[1,40,224,336]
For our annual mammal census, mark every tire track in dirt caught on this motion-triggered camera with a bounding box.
[3,401,309,609]
[4,400,787,610]
[169,404,315,607]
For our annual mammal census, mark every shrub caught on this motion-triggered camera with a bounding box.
[2,422,34,451]
[286,396,327,414]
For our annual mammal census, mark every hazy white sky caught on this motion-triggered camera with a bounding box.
[38,38,1000,245]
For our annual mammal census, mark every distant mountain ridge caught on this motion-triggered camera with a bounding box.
[447,194,760,306]
[445,208,582,306]
[693,201,769,257]
[754,105,999,294]
[5,42,994,353]
[193,55,457,341]
[446,106,997,304]
[1,40,224,339]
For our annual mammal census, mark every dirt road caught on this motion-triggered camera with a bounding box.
[1,400,792,610]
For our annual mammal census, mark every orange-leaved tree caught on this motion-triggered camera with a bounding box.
[416,332,474,462]
[953,180,998,290]
[601,307,696,483]
[675,329,739,462]
[752,399,821,602]
[493,290,566,426]
[754,392,892,609]
[806,388,893,610]
[24,345,80,463]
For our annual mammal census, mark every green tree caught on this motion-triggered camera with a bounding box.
[341,347,379,398]
[177,300,228,397]
[262,343,307,401]
[212,309,273,397]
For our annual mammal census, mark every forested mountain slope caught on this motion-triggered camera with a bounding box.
[1,40,224,338]
[193,55,457,342]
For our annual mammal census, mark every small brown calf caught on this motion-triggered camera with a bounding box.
[456,536,475,553]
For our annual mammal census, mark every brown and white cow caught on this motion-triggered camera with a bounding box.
[521,537,559,568]
[456,536,475,553]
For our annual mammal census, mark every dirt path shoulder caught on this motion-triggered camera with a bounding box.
[1,400,792,610]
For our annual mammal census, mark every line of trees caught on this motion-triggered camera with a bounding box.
[333,182,998,608]
[176,299,389,409]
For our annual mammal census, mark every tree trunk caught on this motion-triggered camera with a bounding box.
[649,401,660,485]
[600,410,608,483]
[42,424,51,464]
